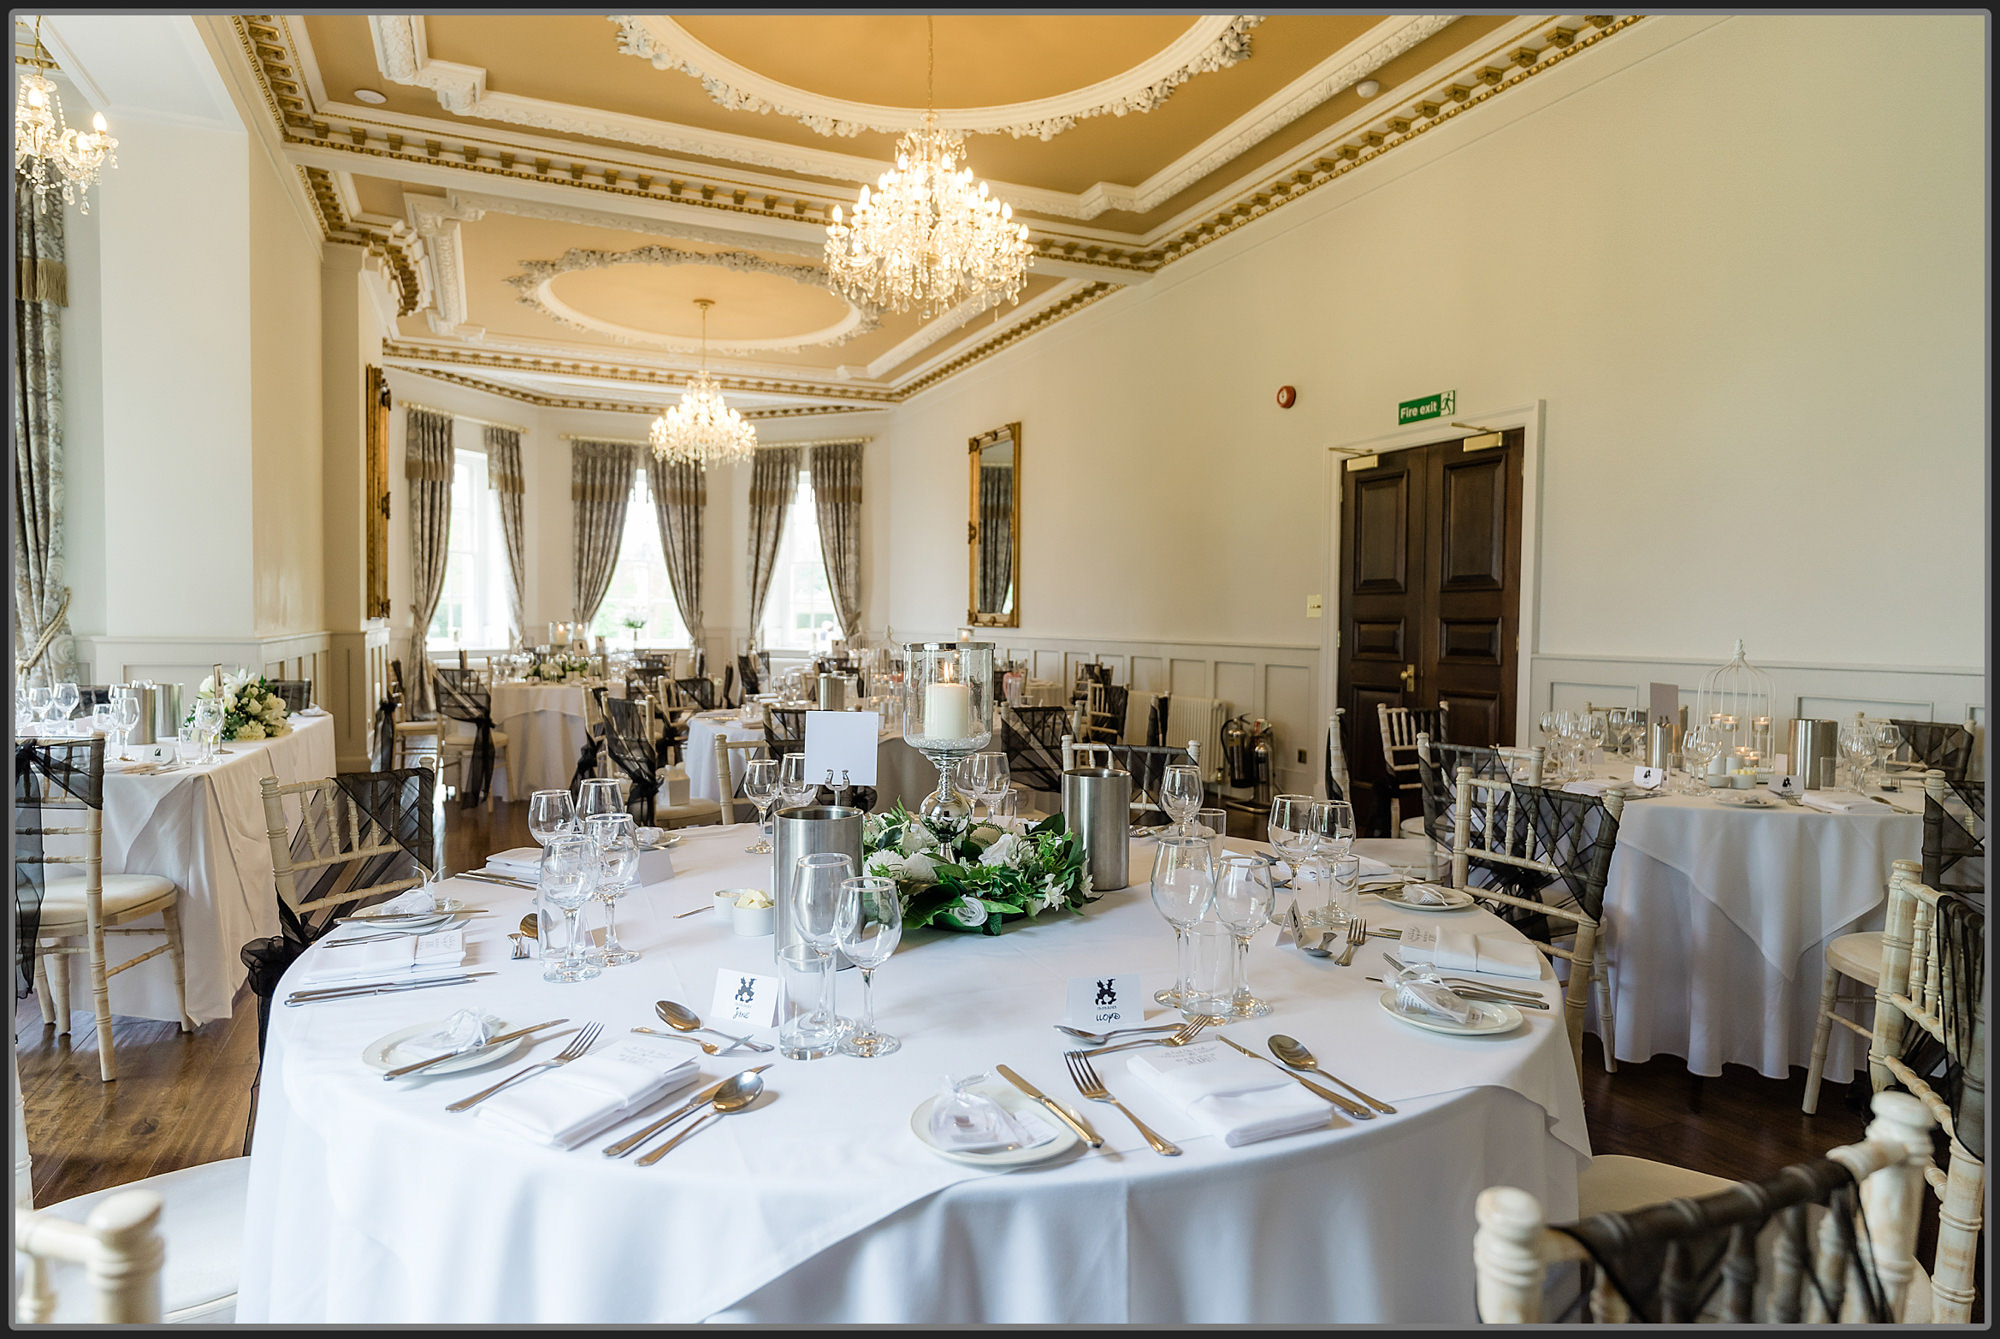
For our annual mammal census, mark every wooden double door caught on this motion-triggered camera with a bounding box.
[1337,430,1524,834]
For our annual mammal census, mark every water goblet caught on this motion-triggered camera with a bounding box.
[1839,722,1874,791]
[538,832,601,983]
[1306,799,1355,927]
[28,686,52,733]
[742,759,780,853]
[962,752,1009,823]
[93,704,118,745]
[1149,833,1214,1008]
[1160,763,1204,834]
[1212,853,1276,1018]
[583,813,642,966]
[834,876,903,1058]
[792,852,855,1039]
[52,681,79,733]
[577,776,624,823]
[1680,725,1720,794]
[1870,721,1904,790]
[527,789,575,846]
[1267,793,1318,923]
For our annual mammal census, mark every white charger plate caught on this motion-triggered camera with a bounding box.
[1377,989,1522,1036]
[362,1015,525,1075]
[909,1080,1079,1167]
[1366,883,1476,912]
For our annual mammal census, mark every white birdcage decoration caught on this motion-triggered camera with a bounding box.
[1693,639,1776,767]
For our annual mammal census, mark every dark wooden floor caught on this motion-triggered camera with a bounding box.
[17,797,1968,1316]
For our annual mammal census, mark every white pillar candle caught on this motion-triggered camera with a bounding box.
[924,681,973,739]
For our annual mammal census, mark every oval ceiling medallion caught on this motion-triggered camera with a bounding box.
[507,245,879,353]
[609,14,1261,141]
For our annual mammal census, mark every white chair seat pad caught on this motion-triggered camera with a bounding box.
[1577,1154,1737,1219]
[36,874,178,925]
[1825,931,1884,987]
[29,1156,248,1323]
[1397,814,1430,841]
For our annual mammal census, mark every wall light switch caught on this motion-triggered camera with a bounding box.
[1305,594,1323,618]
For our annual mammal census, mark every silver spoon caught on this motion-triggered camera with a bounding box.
[1268,1033,1397,1115]
[655,1000,775,1054]
[629,1026,718,1054]
[637,1069,765,1165]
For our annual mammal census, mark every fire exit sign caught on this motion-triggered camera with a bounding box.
[1398,390,1455,425]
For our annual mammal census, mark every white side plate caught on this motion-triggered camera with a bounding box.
[909,1081,1080,1167]
[1377,990,1522,1036]
[362,1016,526,1075]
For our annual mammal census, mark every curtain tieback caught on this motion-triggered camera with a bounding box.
[13,587,71,675]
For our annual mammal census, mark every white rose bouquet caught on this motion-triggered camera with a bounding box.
[189,668,293,742]
[861,802,1092,935]
[525,654,592,684]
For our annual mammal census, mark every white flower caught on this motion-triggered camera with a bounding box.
[948,895,989,928]
[978,833,1020,868]
[863,850,907,882]
[262,701,285,724]
[197,675,216,697]
[901,852,939,884]
[236,721,265,741]
[1038,878,1067,911]
[902,825,937,856]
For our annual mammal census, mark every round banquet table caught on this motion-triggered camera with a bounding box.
[238,827,1587,1324]
[487,680,622,800]
[1574,764,1923,1082]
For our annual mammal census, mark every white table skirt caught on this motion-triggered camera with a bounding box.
[686,712,931,813]
[239,828,1586,1324]
[487,681,621,800]
[49,714,337,1026]
[1584,766,1922,1080]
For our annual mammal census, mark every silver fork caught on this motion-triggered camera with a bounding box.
[1064,1050,1180,1156]
[1072,1016,1211,1058]
[1333,916,1366,967]
[445,1022,602,1112]
[1053,1022,1185,1045]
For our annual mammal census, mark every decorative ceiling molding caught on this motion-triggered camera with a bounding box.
[898,282,1118,399]
[297,164,427,316]
[861,278,1087,381]
[383,341,901,405]
[397,366,873,421]
[608,15,1260,141]
[405,193,485,338]
[505,243,881,353]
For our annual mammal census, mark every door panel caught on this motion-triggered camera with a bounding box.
[1440,455,1507,589]
[1338,450,1426,833]
[1426,432,1523,753]
[1352,475,1410,591]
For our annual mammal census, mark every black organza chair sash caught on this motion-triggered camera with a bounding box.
[433,667,497,808]
[1923,779,1984,899]
[1892,719,1975,783]
[601,695,659,822]
[14,737,106,997]
[372,694,398,771]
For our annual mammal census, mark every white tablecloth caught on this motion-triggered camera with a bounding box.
[487,681,622,800]
[239,828,1586,1324]
[47,714,337,1026]
[1587,766,1922,1081]
[685,711,932,813]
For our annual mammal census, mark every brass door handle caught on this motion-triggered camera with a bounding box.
[1399,664,1417,690]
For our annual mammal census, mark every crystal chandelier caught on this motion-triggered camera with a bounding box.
[824,18,1031,320]
[650,300,757,471]
[13,20,117,215]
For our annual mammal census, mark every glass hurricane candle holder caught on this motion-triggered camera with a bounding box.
[900,641,994,821]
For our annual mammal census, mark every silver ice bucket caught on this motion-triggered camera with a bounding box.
[1789,718,1840,791]
[1062,747,1131,892]
[151,683,183,743]
[817,674,845,711]
[772,804,863,969]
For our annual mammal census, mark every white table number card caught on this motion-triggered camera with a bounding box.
[1067,972,1142,1028]
[1633,766,1666,791]
[710,968,780,1028]
[804,710,881,788]
[1769,773,1802,797]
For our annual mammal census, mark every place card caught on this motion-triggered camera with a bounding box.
[1067,972,1142,1028]
[633,847,675,887]
[710,967,780,1028]
[1632,766,1665,791]
[1769,773,1802,797]
[804,710,881,787]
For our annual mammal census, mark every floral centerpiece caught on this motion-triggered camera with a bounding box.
[189,669,293,742]
[524,654,593,684]
[862,803,1092,934]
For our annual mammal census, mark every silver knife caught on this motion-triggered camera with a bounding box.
[602,1065,773,1158]
[994,1064,1103,1148]
[457,869,537,890]
[282,972,495,1006]
[381,1018,569,1079]
[1214,1036,1374,1120]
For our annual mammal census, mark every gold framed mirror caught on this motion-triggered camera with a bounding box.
[968,422,1020,627]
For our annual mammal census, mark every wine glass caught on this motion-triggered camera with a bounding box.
[778,752,817,810]
[1582,711,1607,770]
[527,789,575,846]
[112,691,141,761]
[90,703,116,745]
[193,696,224,758]
[961,752,1008,823]
[792,852,854,1039]
[538,832,601,984]
[1839,722,1874,791]
[1680,725,1720,794]
[834,875,903,1058]
[1149,833,1214,1008]
[577,777,624,823]
[742,758,779,854]
[52,681,79,734]
[1267,793,1317,921]
[1307,799,1354,927]
[1870,721,1904,791]
[1160,763,1203,835]
[1212,852,1276,1018]
[583,813,641,966]
[28,686,52,733]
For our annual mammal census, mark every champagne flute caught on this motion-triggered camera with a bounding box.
[1212,852,1276,1018]
[834,876,902,1058]
[1149,833,1215,1007]
[743,758,779,854]
[792,852,854,1039]
[583,813,641,966]
[527,789,575,846]
[1160,763,1204,835]
[538,832,601,983]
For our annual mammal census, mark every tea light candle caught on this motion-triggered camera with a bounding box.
[924,680,972,740]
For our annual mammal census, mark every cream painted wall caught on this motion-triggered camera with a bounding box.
[879,15,1986,774]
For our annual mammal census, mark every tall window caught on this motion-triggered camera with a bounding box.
[589,470,692,648]
[427,450,511,650]
[758,470,839,652]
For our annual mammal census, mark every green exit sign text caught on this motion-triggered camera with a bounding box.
[1398,390,1456,424]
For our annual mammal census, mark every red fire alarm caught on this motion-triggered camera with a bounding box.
[1275,385,1297,409]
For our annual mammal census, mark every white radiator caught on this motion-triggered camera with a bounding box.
[1161,694,1230,784]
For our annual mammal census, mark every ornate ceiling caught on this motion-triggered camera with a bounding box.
[213,14,1642,421]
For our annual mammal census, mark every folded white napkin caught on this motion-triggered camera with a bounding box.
[298,929,465,985]
[1127,1043,1329,1147]
[476,1040,700,1149]
[1397,882,1456,906]
[485,847,545,879]
[1397,924,1543,980]
[1390,968,1478,1025]
[928,1075,1051,1153]
[369,886,436,915]
[1561,778,1616,796]
[1799,790,1878,815]
[392,1009,498,1063]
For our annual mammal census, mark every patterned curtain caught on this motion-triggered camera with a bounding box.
[571,440,635,626]
[485,425,527,647]
[13,184,78,687]
[648,456,705,650]
[809,441,864,639]
[745,446,800,646]
[405,407,454,715]
[977,460,1013,613]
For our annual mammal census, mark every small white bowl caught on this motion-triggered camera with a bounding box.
[714,888,746,917]
[731,900,776,936]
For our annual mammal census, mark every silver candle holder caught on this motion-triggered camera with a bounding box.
[900,641,994,821]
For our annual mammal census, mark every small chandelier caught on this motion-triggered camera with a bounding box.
[824,17,1031,320]
[13,20,117,215]
[650,299,757,471]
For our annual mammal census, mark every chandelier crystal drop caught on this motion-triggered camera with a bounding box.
[13,25,117,215]
[650,300,757,471]
[823,19,1031,320]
